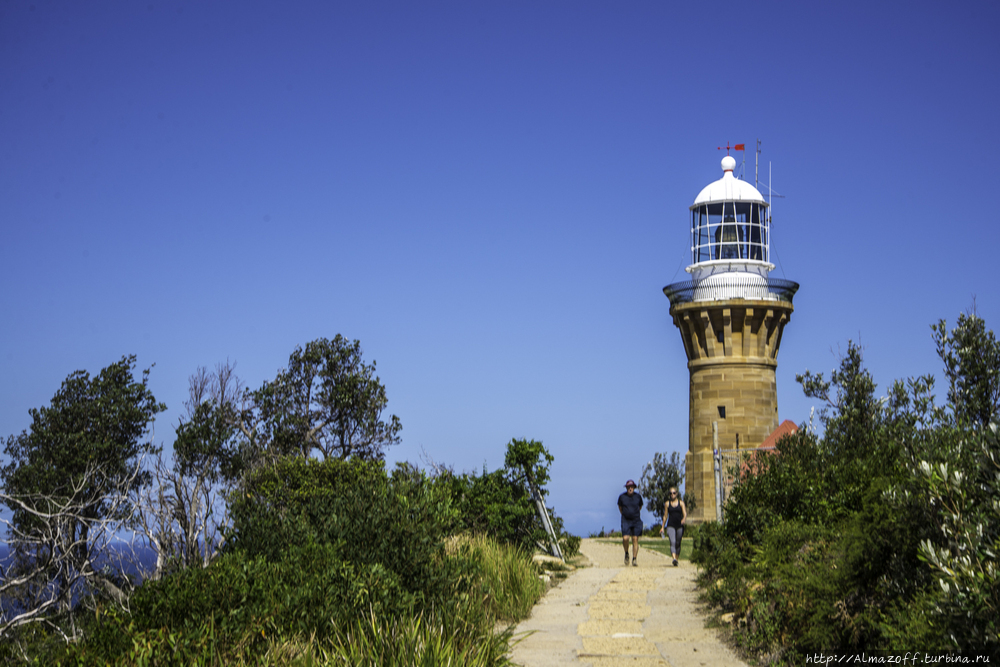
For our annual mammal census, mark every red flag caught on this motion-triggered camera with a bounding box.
[734,143,745,151]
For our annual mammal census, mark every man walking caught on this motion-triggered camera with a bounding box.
[618,479,643,566]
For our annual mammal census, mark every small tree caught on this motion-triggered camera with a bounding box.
[0,460,148,639]
[230,337,402,475]
[932,309,1000,430]
[133,362,242,579]
[0,356,164,637]
[916,311,1000,651]
[503,438,553,491]
[639,451,692,517]
[794,343,896,508]
[436,439,578,555]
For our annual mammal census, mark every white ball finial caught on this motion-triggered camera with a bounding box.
[721,155,736,172]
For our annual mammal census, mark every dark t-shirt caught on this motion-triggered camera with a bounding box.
[618,491,643,521]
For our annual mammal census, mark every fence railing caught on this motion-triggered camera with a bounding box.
[714,448,776,522]
[663,277,799,307]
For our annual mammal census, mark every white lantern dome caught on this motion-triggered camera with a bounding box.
[688,156,773,300]
[664,154,798,307]
[692,156,767,207]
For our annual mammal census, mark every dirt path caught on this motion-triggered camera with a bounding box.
[510,538,748,667]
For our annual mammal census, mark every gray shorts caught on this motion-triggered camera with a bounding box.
[621,517,643,537]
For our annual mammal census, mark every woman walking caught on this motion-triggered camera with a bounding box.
[659,487,687,566]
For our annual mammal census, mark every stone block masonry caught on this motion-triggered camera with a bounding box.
[670,299,794,523]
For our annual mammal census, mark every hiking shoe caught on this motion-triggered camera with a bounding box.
[624,553,629,565]
[672,558,678,567]
[632,558,637,567]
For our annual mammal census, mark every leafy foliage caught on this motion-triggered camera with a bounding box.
[57,459,540,666]
[441,466,539,549]
[436,439,579,556]
[503,438,554,489]
[1,356,164,536]
[694,312,1000,661]
[639,451,696,516]
[0,356,164,637]
[917,427,1000,650]
[243,336,402,466]
[175,338,402,486]
[933,311,1000,429]
[225,457,462,609]
[914,313,1000,651]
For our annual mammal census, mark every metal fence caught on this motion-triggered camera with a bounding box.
[713,447,776,522]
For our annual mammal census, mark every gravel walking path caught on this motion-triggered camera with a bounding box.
[510,538,748,667]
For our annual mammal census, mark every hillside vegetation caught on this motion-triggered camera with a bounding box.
[1,337,577,665]
[692,312,1000,662]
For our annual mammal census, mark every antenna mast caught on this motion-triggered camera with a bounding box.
[755,139,761,190]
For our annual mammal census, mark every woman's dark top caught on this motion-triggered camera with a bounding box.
[666,499,684,528]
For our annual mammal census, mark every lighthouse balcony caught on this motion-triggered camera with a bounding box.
[663,276,799,306]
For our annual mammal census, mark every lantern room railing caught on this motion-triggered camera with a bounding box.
[663,277,799,307]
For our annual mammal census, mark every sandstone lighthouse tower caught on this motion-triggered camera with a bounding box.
[663,154,798,523]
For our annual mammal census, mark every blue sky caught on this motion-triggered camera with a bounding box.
[2,1,999,535]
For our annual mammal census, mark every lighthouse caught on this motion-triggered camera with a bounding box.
[664,154,798,523]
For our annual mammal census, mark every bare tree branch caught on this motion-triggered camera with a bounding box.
[130,451,227,581]
[0,456,148,639]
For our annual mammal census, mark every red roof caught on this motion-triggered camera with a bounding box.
[758,420,798,450]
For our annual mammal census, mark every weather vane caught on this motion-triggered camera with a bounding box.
[717,142,745,155]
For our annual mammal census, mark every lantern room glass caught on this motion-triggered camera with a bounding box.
[690,201,769,264]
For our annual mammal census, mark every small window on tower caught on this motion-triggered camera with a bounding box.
[718,406,726,419]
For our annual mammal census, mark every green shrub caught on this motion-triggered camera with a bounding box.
[693,321,1000,660]
[60,536,536,666]
[560,533,582,557]
[43,448,569,664]
[431,439,579,556]
[67,544,408,664]
[691,520,745,608]
[694,343,958,660]
[439,467,540,548]
[720,428,826,547]
[55,458,480,664]
[449,534,544,622]
[226,457,465,609]
[323,606,515,667]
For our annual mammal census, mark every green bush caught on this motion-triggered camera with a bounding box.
[433,439,579,556]
[68,544,407,664]
[55,456,552,665]
[557,531,581,557]
[53,458,474,664]
[439,467,540,548]
[450,533,544,622]
[226,457,465,609]
[691,520,744,608]
[28,437,577,665]
[694,317,1000,660]
[66,534,537,666]
[322,606,515,667]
